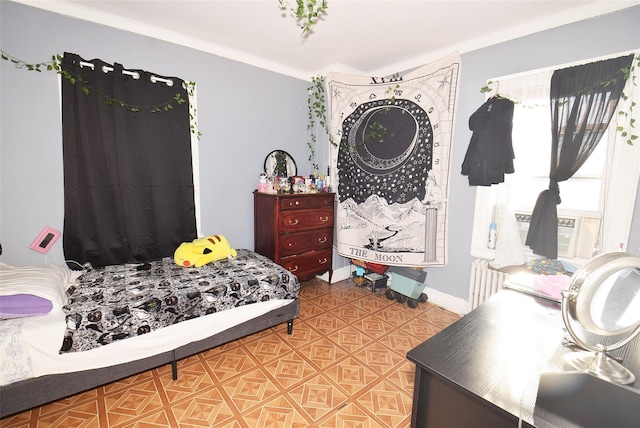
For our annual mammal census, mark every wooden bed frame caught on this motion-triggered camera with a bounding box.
[0,299,299,418]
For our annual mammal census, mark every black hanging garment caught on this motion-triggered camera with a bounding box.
[461,97,515,186]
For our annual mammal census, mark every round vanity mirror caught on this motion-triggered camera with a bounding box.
[264,150,297,177]
[561,252,640,384]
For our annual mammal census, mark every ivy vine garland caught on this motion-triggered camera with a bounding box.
[306,75,336,172]
[479,53,639,146]
[1,50,201,139]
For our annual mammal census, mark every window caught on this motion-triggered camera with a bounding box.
[471,51,640,264]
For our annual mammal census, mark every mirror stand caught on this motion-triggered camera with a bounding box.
[564,349,635,384]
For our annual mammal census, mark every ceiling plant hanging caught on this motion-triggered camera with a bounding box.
[277,0,328,35]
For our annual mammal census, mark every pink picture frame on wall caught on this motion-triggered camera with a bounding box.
[29,227,61,254]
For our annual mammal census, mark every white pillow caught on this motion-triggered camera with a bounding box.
[0,263,81,311]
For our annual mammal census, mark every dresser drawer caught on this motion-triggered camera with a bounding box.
[279,229,333,256]
[280,249,332,278]
[279,209,333,232]
[312,194,334,208]
[279,196,314,210]
[279,194,334,210]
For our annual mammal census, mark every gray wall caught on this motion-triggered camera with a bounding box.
[1,1,310,263]
[1,1,639,302]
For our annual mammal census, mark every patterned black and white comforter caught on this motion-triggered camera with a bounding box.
[60,249,299,353]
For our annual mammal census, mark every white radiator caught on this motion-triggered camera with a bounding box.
[468,259,509,312]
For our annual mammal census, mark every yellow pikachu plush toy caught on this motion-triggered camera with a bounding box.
[174,234,237,268]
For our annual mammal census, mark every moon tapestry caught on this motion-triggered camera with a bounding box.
[327,52,461,267]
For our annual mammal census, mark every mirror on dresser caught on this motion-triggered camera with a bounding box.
[264,150,297,177]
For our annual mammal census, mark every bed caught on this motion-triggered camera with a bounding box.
[0,249,300,418]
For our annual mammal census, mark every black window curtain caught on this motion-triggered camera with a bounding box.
[62,52,197,267]
[525,54,634,259]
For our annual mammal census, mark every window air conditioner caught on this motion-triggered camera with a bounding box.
[514,212,599,259]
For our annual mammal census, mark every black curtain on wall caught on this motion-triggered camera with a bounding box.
[525,54,634,259]
[62,52,197,267]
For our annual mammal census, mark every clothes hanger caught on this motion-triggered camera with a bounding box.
[491,80,502,98]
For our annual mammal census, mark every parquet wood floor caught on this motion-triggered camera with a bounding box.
[1,278,459,427]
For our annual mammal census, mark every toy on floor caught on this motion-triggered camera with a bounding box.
[174,234,237,267]
[384,267,429,308]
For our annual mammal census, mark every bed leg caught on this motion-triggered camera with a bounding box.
[287,319,293,335]
[171,359,178,380]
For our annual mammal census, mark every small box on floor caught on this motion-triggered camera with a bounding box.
[364,272,388,292]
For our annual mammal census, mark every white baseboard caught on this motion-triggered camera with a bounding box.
[421,287,468,315]
[320,265,352,283]
[318,265,468,315]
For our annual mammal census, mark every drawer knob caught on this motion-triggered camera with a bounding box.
[319,216,329,222]
[288,219,299,225]
[318,237,327,243]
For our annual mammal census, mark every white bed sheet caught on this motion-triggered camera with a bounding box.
[3,299,291,386]
[0,318,32,385]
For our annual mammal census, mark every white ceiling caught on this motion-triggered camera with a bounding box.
[15,0,640,79]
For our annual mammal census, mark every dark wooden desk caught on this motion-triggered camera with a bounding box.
[406,289,640,427]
